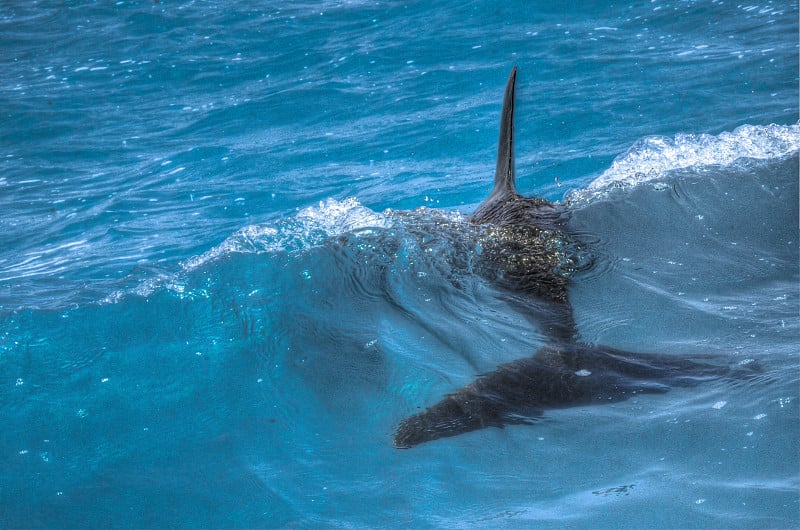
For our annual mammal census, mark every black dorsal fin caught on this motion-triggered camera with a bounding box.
[472,67,519,222]
[493,66,518,199]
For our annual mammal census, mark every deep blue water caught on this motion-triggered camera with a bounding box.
[1,1,798,527]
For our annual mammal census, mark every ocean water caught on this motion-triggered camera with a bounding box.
[1,0,798,527]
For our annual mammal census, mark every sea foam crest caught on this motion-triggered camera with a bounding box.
[567,123,800,205]
[103,198,387,302]
[182,197,388,271]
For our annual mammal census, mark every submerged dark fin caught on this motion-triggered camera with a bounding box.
[394,342,752,448]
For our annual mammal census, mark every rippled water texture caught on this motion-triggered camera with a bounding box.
[1,1,798,528]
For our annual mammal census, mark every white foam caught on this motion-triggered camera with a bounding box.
[567,123,800,205]
[103,198,389,303]
[182,197,388,272]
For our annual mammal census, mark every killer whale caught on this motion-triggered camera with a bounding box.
[392,67,755,448]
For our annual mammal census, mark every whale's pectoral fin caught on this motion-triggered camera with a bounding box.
[393,348,569,449]
[392,392,534,449]
[393,343,751,449]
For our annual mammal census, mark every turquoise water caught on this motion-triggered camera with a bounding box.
[1,1,798,527]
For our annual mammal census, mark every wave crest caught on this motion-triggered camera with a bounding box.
[183,197,389,271]
[567,123,800,205]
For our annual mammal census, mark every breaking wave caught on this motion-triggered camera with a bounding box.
[182,197,389,271]
[109,123,799,303]
[566,123,800,205]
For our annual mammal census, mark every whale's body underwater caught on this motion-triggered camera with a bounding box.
[389,67,756,448]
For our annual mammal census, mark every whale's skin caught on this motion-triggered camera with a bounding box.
[391,67,755,449]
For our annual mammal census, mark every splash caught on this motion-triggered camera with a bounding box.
[102,198,388,303]
[567,123,800,205]
[182,197,389,272]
